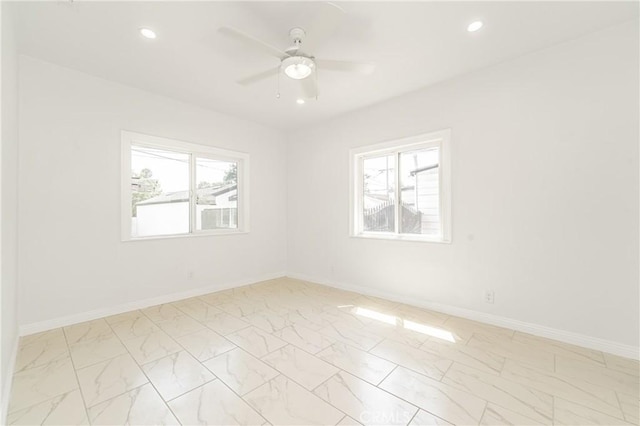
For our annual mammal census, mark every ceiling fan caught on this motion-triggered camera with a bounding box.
[218,2,375,100]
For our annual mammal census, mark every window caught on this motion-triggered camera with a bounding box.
[350,129,451,243]
[121,131,249,240]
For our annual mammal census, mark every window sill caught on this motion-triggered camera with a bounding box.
[122,229,248,242]
[350,232,451,244]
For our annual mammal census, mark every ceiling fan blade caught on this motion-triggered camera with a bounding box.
[300,75,317,99]
[316,59,376,75]
[302,2,346,52]
[218,26,288,59]
[237,67,281,86]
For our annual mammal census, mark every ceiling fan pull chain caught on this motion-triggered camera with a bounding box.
[276,64,281,99]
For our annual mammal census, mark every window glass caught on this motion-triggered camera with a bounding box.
[363,154,395,233]
[131,146,190,237]
[123,132,249,240]
[350,130,451,243]
[196,158,238,230]
[399,147,440,235]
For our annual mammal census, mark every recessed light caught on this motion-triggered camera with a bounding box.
[139,28,157,39]
[467,21,483,32]
[296,99,305,105]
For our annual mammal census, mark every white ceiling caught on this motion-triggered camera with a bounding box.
[11,1,638,130]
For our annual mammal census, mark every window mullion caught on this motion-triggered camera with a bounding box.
[349,129,450,243]
[394,151,400,235]
[124,131,249,240]
[358,155,364,234]
[190,154,196,234]
[237,160,243,230]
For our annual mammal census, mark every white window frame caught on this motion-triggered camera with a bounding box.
[349,129,451,243]
[121,130,250,241]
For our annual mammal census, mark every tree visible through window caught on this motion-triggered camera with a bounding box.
[130,146,190,237]
[131,168,161,217]
[122,131,249,240]
[195,157,238,231]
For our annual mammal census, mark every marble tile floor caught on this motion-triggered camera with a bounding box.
[6,277,639,425]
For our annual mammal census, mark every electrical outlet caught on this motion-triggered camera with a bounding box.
[484,290,495,304]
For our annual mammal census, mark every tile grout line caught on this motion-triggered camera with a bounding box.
[61,327,93,423]
[270,324,334,355]
[336,414,349,425]
[173,284,636,425]
[236,352,355,424]
[104,316,184,424]
[366,340,452,383]
[172,327,264,421]
[163,291,353,424]
[66,320,154,409]
[276,348,423,423]
[11,279,639,426]
[198,300,255,335]
[201,374,269,424]
[16,285,359,420]
[243,371,352,425]
[137,349,215,402]
[140,300,244,363]
[366,337,385,354]
[501,360,630,423]
[375,363,399,387]
[64,318,136,369]
[405,408,419,426]
[365,368,424,417]
[277,370,354,423]
[485,400,551,425]
[259,325,402,389]
[309,369,341,393]
[315,347,400,388]
[439,358,455,382]
[612,390,624,413]
[477,400,489,425]
[201,345,275,397]
[162,376,218,405]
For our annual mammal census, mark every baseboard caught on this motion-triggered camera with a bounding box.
[287,272,640,360]
[18,271,639,360]
[19,272,286,337]
[1,333,19,424]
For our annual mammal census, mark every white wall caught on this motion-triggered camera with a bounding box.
[1,2,20,419]
[287,21,639,349]
[18,56,287,326]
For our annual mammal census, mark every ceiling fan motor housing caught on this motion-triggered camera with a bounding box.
[289,27,306,44]
[285,27,306,55]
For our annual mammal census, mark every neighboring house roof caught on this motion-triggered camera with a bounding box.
[136,183,237,206]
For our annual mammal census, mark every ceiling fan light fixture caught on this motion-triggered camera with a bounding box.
[283,56,315,80]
